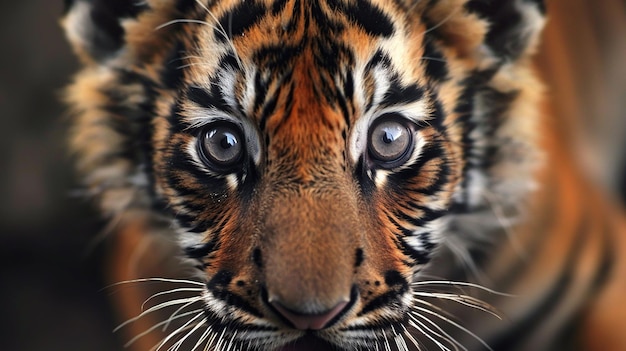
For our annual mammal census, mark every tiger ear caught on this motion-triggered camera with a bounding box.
[61,0,149,64]
[467,0,546,60]
[423,0,546,62]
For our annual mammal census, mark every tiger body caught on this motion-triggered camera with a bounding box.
[62,0,626,350]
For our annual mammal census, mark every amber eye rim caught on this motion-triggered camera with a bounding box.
[367,114,414,169]
[197,121,246,172]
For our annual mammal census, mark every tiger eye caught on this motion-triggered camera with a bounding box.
[198,122,244,170]
[368,117,413,167]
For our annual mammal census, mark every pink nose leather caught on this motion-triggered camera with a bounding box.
[271,301,349,330]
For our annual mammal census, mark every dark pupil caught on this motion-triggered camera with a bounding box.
[382,128,401,144]
[203,125,242,166]
[369,119,411,163]
[220,132,237,150]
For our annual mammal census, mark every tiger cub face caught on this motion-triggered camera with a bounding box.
[63,0,545,350]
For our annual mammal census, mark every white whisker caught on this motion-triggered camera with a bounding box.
[142,287,204,311]
[115,297,203,332]
[194,0,244,70]
[169,314,207,351]
[155,19,218,31]
[225,330,237,351]
[383,332,392,351]
[420,56,448,63]
[107,277,204,288]
[409,317,451,351]
[411,306,493,351]
[422,6,461,36]
[408,312,466,351]
[203,327,220,351]
[155,314,207,351]
[411,280,512,296]
[123,309,203,347]
[401,324,423,351]
[162,296,204,331]
[214,328,228,351]
[191,324,212,351]
[414,292,501,320]
[392,324,409,351]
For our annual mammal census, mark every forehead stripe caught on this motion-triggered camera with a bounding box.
[345,0,394,37]
[323,0,394,37]
[215,1,265,42]
[380,81,425,107]
[422,38,449,82]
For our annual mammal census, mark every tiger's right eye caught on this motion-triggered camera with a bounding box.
[367,115,414,169]
[197,121,245,171]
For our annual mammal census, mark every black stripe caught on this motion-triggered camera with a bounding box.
[358,290,402,316]
[364,50,391,72]
[381,81,425,107]
[336,86,351,128]
[398,232,431,265]
[422,38,448,82]
[208,293,265,320]
[219,52,242,72]
[253,43,305,71]
[202,307,277,333]
[186,86,221,110]
[429,97,446,130]
[81,0,150,59]
[346,0,394,37]
[588,225,616,296]
[172,212,198,231]
[355,248,364,267]
[312,32,353,73]
[343,70,355,109]
[176,0,197,13]
[311,0,345,34]
[184,237,220,259]
[354,157,375,196]
[160,41,187,90]
[464,0,536,60]
[387,143,445,185]
[264,85,295,136]
[215,1,265,42]
[253,70,270,118]
[166,146,229,193]
[259,86,281,128]
[271,0,289,15]
[396,205,445,228]
[358,270,408,316]
[453,76,478,210]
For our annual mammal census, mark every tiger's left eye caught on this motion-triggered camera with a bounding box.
[368,116,413,168]
[198,121,245,171]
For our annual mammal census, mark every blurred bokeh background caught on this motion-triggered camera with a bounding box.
[0,1,624,350]
[0,1,124,350]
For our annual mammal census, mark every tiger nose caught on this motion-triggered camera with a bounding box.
[270,299,349,330]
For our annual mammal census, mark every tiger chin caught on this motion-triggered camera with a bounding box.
[61,0,626,351]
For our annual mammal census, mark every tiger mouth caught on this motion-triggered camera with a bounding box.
[277,333,338,351]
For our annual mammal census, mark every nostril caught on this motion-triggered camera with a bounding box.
[270,300,349,330]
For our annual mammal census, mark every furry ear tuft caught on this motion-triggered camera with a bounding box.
[61,0,149,64]
[465,0,545,61]
[421,0,545,62]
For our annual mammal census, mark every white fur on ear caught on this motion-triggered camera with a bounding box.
[467,0,546,62]
[62,1,101,64]
[61,0,149,64]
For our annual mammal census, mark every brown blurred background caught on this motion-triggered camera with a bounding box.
[0,1,124,350]
[0,1,624,351]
